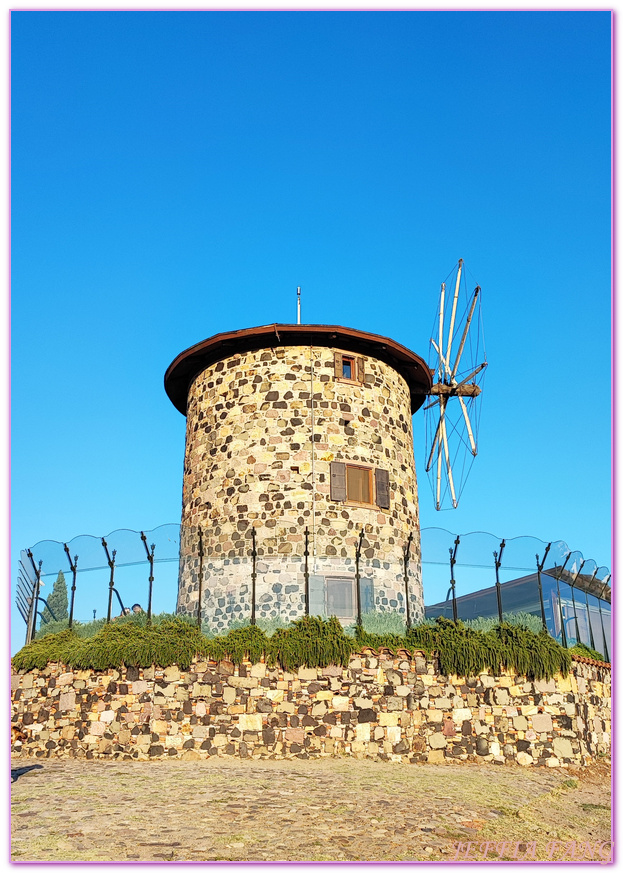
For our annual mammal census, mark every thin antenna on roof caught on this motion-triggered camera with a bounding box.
[297,286,301,324]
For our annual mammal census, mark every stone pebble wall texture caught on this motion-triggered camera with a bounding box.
[178,345,423,633]
[11,655,610,768]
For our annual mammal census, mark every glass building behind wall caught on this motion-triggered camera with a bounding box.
[425,567,611,661]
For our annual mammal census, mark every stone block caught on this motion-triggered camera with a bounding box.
[285,727,305,743]
[356,723,371,742]
[516,751,533,766]
[427,749,445,763]
[316,691,333,701]
[386,726,401,745]
[298,667,318,681]
[223,687,236,705]
[513,715,528,731]
[531,713,553,733]
[354,697,373,709]
[332,696,349,710]
[429,732,446,750]
[534,678,556,694]
[552,737,574,759]
[57,673,74,687]
[379,712,399,727]
[58,692,75,712]
[451,708,471,724]
[239,714,262,732]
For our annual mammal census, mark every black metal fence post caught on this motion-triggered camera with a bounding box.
[304,526,310,616]
[493,539,506,623]
[568,560,585,644]
[449,536,460,622]
[102,539,117,623]
[535,544,551,631]
[597,574,610,662]
[403,532,413,629]
[26,551,42,643]
[554,554,571,647]
[584,589,596,651]
[64,544,78,630]
[355,529,364,628]
[250,527,257,626]
[197,527,204,630]
[140,532,155,625]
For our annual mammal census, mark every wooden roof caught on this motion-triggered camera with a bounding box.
[164,323,432,415]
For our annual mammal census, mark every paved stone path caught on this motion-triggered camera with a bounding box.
[11,757,611,863]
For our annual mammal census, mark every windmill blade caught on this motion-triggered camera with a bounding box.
[440,410,458,507]
[422,396,440,412]
[458,395,477,455]
[450,286,480,380]
[425,411,443,471]
[444,259,463,371]
[430,338,449,377]
[438,282,446,380]
[436,424,444,510]
[452,361,488,391]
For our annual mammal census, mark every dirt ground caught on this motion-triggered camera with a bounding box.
[10,756,611,864]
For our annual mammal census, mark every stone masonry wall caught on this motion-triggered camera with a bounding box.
[11,655,610,768]
[178,345,423,632]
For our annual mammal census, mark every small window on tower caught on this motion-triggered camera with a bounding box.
[334,351,364,383]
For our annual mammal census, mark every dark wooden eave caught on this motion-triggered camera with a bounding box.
[164,323,432,416]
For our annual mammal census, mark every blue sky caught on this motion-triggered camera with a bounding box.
[10,11,611,651]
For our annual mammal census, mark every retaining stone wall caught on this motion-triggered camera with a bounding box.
[11,655,610,767]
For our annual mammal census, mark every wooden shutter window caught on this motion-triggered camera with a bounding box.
[330,461,347,502]
[375,468,390,509]
[347,465,371,504]
[334,352,343,379]
[357,356,365,383]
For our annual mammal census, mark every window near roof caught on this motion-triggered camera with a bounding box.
[334,352,365,383]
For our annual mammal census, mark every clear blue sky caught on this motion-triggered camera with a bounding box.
[11,11,611,650]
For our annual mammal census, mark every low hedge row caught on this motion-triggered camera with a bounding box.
[12,615,573,680]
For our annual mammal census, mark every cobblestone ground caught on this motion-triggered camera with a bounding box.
[11,757,611,863]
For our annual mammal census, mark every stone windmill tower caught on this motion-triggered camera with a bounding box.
[165,323,432,633]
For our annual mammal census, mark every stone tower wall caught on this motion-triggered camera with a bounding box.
[178,344,423,632]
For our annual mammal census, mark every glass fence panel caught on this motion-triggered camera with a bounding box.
[586,593,606,659]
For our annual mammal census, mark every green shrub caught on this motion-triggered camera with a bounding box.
[12,614,573,680]
[569,641,605,662]
[463,611,544,634]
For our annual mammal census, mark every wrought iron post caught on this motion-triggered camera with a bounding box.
[535,543,551,631]
[26,551,42,644]
[584,589,596,651]
[449,536,460,622]
[403,532,414,629]
[64,544,78,630]
[197,527,204,630]
[554,553,571,648]
[303,526,310,617]
[102,538,117,623]
[355,529,364,628]
[493,539,506,624]
[568,560,585,645]
[250,527,257,626]
[597,574,610,662]
[140,532,155,625]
